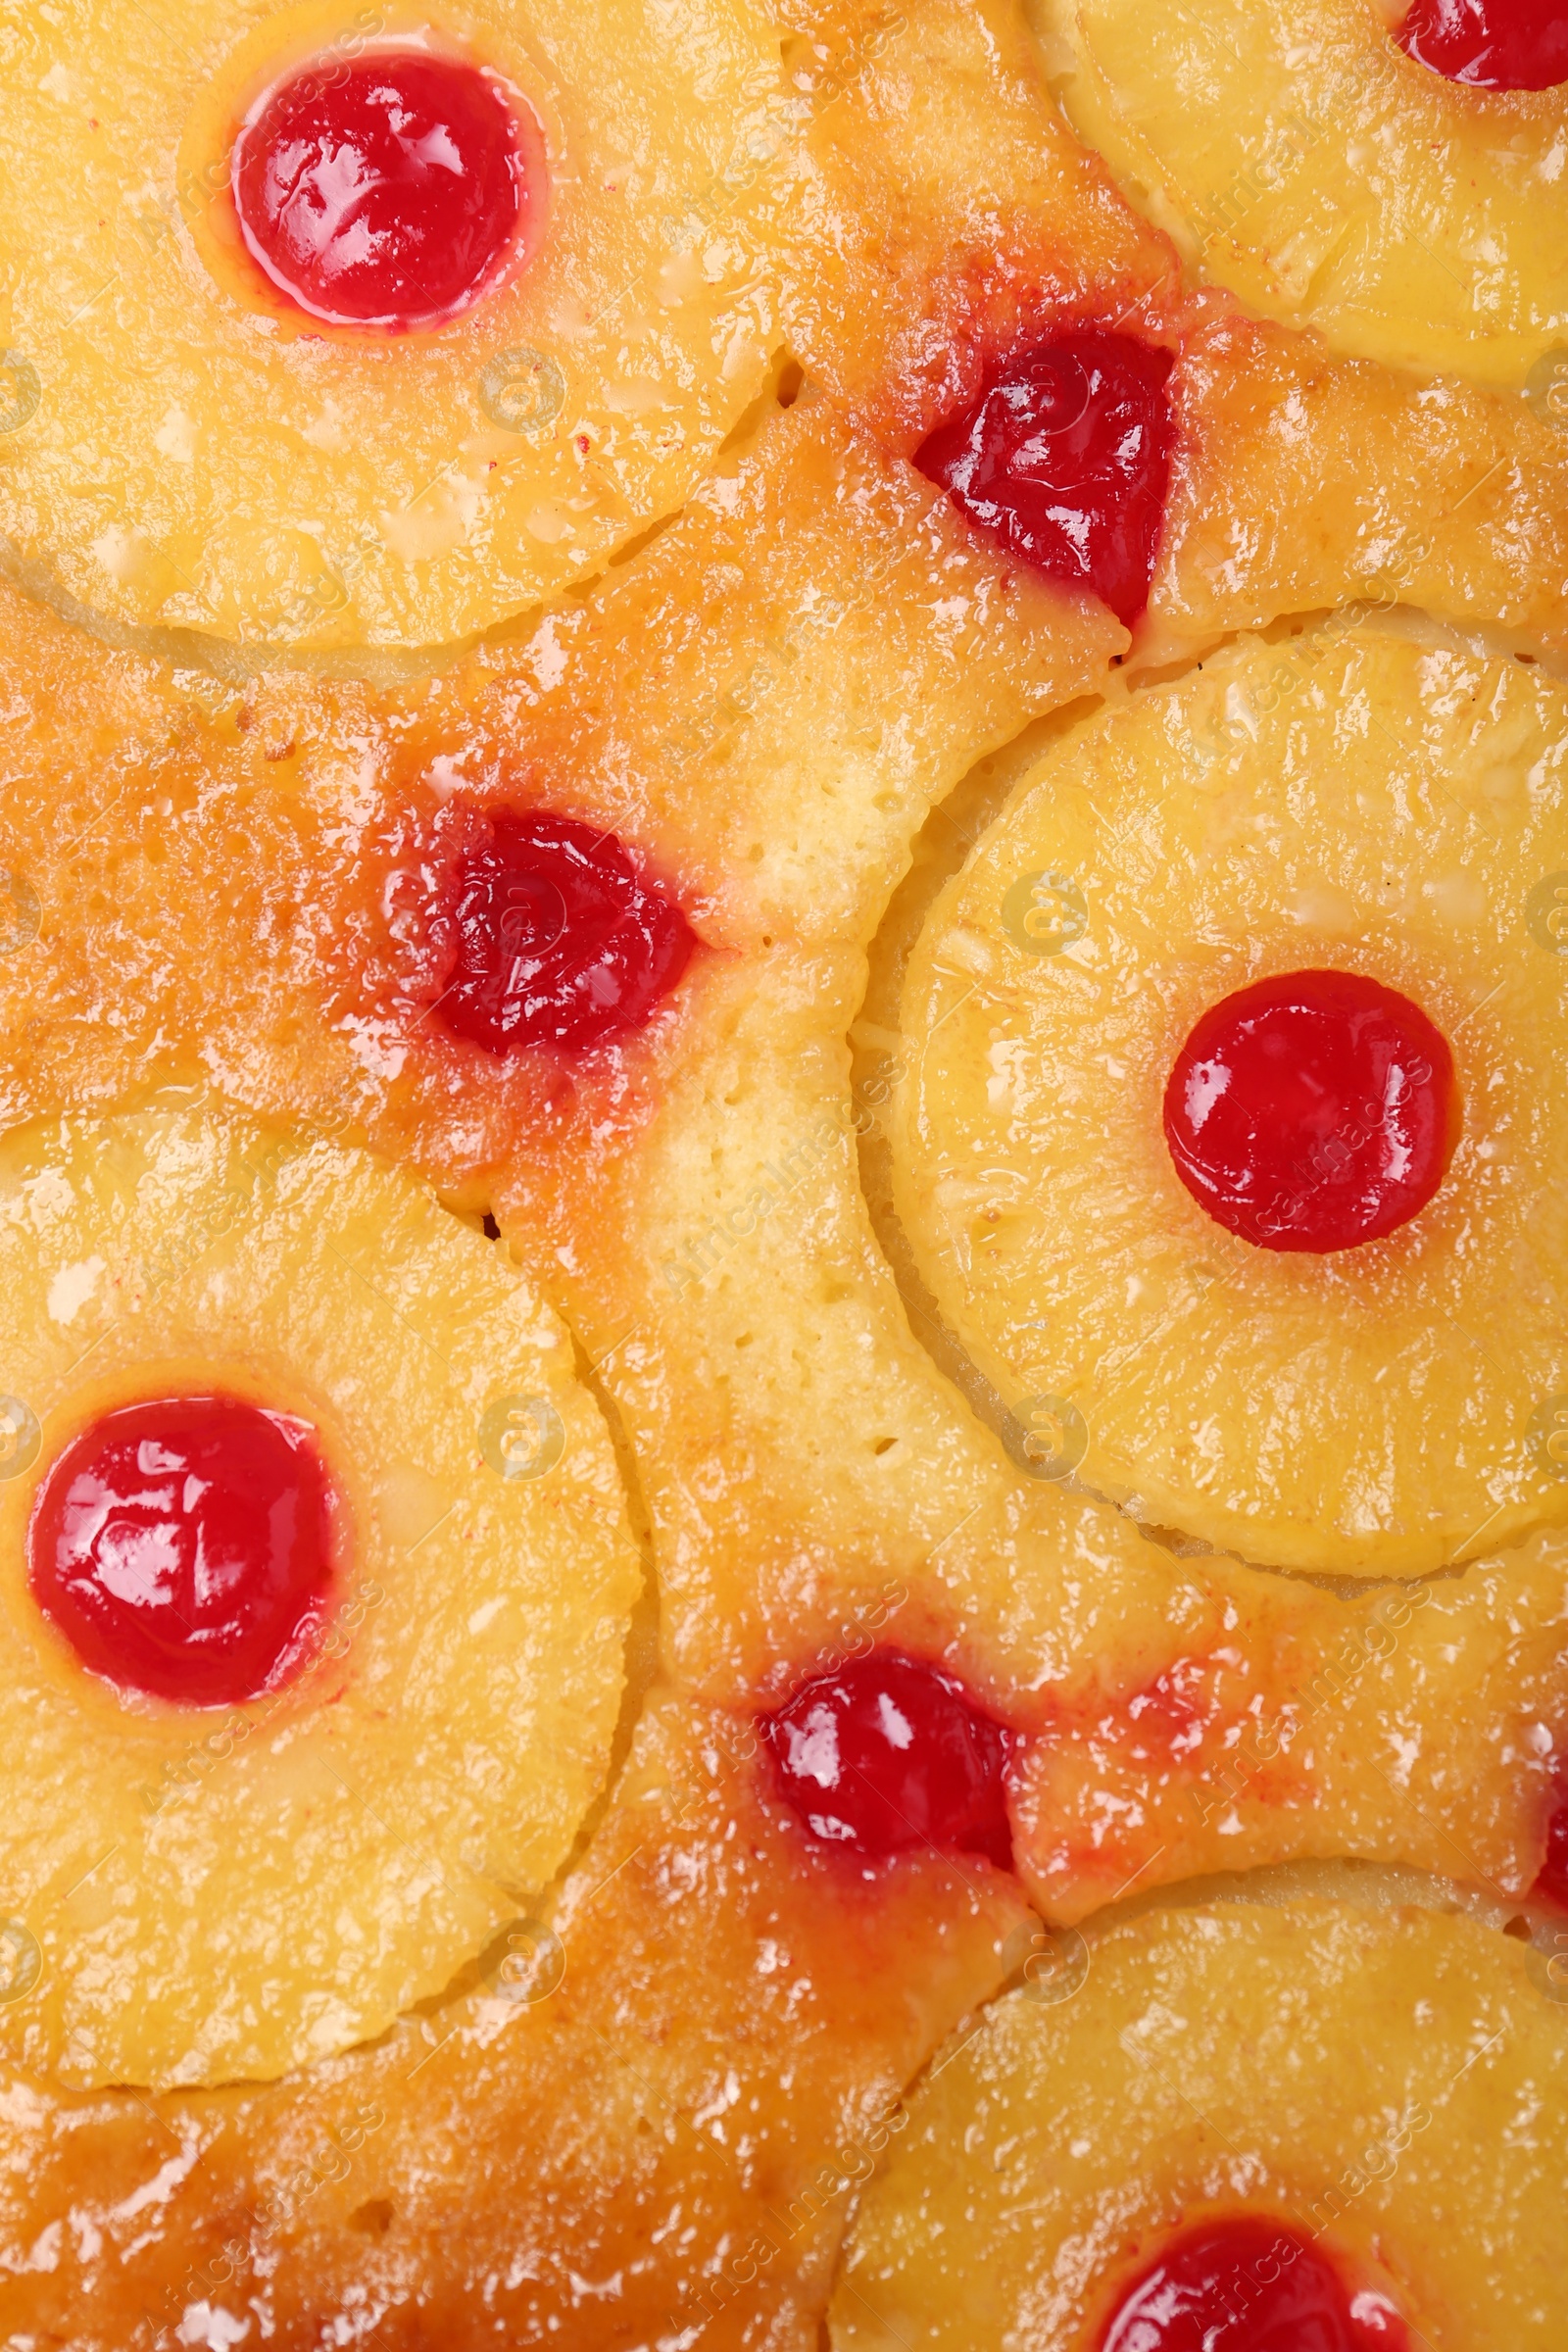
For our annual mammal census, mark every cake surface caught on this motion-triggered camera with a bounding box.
[0,1,1565,2345]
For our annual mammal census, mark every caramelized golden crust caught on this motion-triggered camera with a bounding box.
[0,1689,1032,2350]
[0,394,1119,1239]
[1013,1535,1568,1924]
[1,396,1565,1949]
[2,0,1567,2336]
[774,0,1174,449]
[1152,302,1568,667]
[774,0,1568,664]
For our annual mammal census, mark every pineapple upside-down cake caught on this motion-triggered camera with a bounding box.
[0,0,1567,2346]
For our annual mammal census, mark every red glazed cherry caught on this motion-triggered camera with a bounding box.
[438,808,696,1056]
[27,1396,335,1707]
[1163,969,1459,1253]
[914,330,1175,626]
[1534,1762,1568,1908]
[760,1651,1015,1869]
[1396,0,1568,90]
[1099,2217,1409,2351]
[231,47,541,330]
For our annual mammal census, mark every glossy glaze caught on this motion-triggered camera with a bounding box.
[1052,0,1568,389]
[831,1906,1546,2352]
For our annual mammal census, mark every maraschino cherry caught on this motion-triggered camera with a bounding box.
[437,808,696,1055]
[231,46,542,329]
[915,330,1175,625]
[1396,0,1568,90]
[1163,969,1458,1252]
[1099,2218,1410,2350]
[1534,1762,1568,1908]
[27,1395,335,1707]
[760,1651,1015,1869]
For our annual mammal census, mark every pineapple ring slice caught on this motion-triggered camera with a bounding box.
[0,1686,1035,2346]
[893,614,1568,1577]
[0,1099,641,2091]
[1032,0,1568,393]
[4,408,1568,1933]
[830,1897,1568,2352]
[0,0,794,652]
